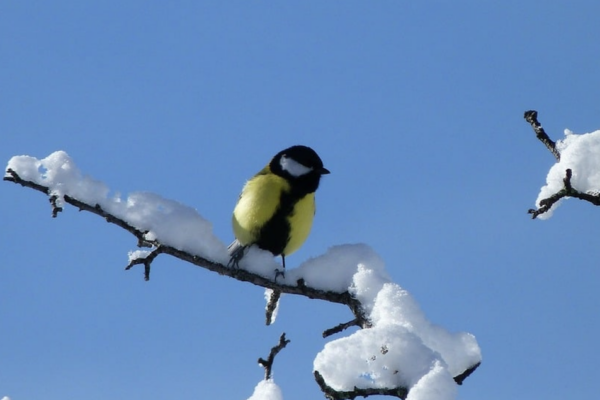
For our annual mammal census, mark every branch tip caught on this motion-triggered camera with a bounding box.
[523,109,560,161]
[323,319,360,338]
[454,362,481,385]
[125,247,164,281]
[258,333,290,380]
[265,289,281,326]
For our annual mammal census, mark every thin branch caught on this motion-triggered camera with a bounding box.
[453,361,481,385]
[523,110,561,161]
[313,360,482,400]
[265,289,281,326]
[3,168,369,323]
[125,247,165,281]
[528,169,600,218]
[313,370,408,400]
[322,319,361,338]
[258,333,290,380]
[49,194,63,218]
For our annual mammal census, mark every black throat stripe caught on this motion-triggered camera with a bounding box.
[256,189,303,256]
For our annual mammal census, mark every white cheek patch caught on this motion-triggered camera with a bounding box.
[280,154,313,177]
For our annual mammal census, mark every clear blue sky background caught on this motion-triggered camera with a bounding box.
[2,2,600,399]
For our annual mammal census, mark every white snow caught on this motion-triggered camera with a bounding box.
[128,249,152,263]
[6,151,482,400]
[310,245,481,400]
[6,151,229,262]
[536,129,600,219]
[286,243,391,292]
[247,380,283,400]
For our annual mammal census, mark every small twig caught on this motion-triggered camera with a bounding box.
[4,168,65,217]
[323,319,361,338]
[524,110,561,161]
[453,361,481,385]
[313,370,408,400]
[4,168,49,193]
[528,169,600,218]
[48,195,63,218]
[265,289,281,326]
[258,333,290,380]
[125,247,164,281]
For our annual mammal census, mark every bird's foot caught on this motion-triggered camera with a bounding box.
[274,268,285,282]
[227,245,247,270]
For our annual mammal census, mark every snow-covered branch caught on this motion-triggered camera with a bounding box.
[5,151,481,400]
[4,166,366,323]
[524,110,600,219]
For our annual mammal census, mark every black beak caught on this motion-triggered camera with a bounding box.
[319,167,330,175]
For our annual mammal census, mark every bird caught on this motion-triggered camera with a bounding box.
[228,145,329,270]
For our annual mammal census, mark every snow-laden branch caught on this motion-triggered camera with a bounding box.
[3,165,365,320]
[4,151,481,400]
[524,110,600,219]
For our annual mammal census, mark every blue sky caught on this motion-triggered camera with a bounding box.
[2,2,600,399]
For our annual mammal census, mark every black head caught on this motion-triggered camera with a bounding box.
[269,145,330,194]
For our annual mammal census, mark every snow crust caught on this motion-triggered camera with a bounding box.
[536,129,600,219]
[247,380,283,400]
[6,151,481,400]
[6,151,228,262]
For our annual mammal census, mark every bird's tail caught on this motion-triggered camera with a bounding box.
[227,239,248,269]
[227,239,243,256]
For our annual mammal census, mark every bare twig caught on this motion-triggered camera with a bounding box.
[48,194,63,218]
[125,247,165,281]
[523,110,560,161]
[322,319,361,338]
[258,333,290,380]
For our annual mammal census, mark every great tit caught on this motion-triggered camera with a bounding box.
[228,145,330,269]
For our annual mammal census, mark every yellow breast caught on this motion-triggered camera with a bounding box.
[283,192,315,255]
[232,171,316,256]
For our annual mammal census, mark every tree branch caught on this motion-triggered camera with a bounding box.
[322,319,361,338]
[258,333,290,380]
[265,289,281,326]
[523,110,560,161]
[528,168,600,218]
[453,361,481,385]
[4,168,368,322]
[5,166,480,395]
[314,370,409,400]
